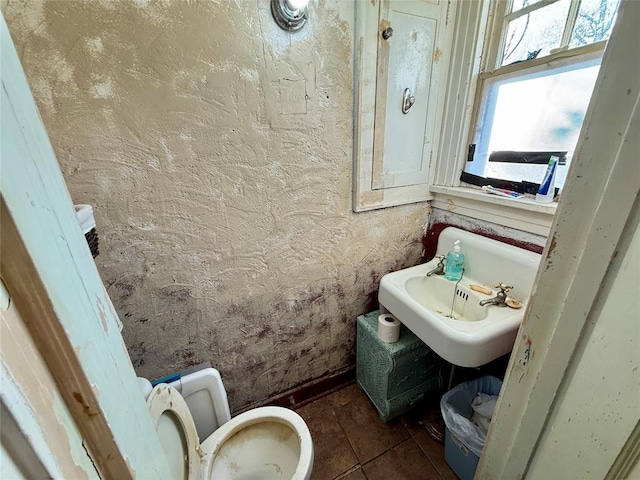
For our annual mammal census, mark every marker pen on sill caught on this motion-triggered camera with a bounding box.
[535,156,559,203]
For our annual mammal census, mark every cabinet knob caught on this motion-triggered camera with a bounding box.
[382,27,393,40]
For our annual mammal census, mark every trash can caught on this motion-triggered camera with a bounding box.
[440,376,503,480]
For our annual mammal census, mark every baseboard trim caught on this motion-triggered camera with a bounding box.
[232,366,356,416]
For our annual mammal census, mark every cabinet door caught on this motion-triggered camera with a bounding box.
[353,0,454,211]
[372,1,444,189]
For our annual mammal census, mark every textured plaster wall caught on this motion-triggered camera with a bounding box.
[3,0,429,410]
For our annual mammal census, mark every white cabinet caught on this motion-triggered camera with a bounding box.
[354,0,455,211]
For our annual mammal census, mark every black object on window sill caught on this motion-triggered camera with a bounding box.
[460,171,559,198]
[487,151,567,165]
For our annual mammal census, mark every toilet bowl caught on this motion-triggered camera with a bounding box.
[200,406,313,479]
[141,368,313,479]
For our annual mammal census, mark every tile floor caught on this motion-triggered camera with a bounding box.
[295,382,458,480]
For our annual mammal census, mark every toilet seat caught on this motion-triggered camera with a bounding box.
[146,385,313,480]
[147,384,203,480]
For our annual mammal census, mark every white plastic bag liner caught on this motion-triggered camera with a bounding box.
[440,376,503,457]
[471,393,498,433]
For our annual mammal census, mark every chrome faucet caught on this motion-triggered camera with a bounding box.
[426,255,446,277]
[479,283,513,307]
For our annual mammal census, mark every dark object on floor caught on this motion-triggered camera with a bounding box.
[422,409,445,444]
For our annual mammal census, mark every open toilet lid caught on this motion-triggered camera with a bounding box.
[147,384,203,480]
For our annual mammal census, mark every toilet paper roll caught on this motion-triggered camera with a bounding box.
[378,314,401,343]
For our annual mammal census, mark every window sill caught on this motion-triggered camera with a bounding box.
[429,185,556,236]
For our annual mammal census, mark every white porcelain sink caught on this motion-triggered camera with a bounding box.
[405,275,490,322]
[379,227,541,367]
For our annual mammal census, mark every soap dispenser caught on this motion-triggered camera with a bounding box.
[444,240,465,282]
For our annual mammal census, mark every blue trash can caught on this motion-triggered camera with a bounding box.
[440,376,503,480]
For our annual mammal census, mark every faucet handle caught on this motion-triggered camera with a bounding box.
[495,282,513,293]
[435,255,446,264]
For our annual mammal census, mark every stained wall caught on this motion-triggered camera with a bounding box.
[3,0,429,410]
[425,208,547,259]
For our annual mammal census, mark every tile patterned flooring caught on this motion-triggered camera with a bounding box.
[295,383,458,480]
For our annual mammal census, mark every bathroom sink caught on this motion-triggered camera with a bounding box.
[405,275,489,322]
[379,227,541,367]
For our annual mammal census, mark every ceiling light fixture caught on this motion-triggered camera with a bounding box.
[271,0,309,32]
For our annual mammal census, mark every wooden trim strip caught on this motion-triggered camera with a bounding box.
[604,420,640,480]
[560,0,583,47]
[233,366,356,416]
[480,40,604,78]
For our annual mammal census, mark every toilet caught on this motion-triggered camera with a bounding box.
[138,368,314,479]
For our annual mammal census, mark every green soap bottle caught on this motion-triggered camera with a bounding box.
[444,240,465,282]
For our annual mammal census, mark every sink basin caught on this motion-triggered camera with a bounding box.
[406,275,490,322]
[379,227,541,367]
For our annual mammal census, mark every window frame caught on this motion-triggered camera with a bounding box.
[487,0,586,72]
[467,42,605,186]
[430,0,614,236]
[469,0,610,186]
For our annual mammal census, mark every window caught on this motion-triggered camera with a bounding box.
[464,0,620,191]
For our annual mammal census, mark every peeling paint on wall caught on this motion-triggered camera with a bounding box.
[424,208,547,261]
[1,302,97,477]
[3,0,429,410]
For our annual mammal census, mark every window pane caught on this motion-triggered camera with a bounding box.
[569,0,620,48]
[469,58,600,189]
[511,0,548,14]
[502,0,571,66]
